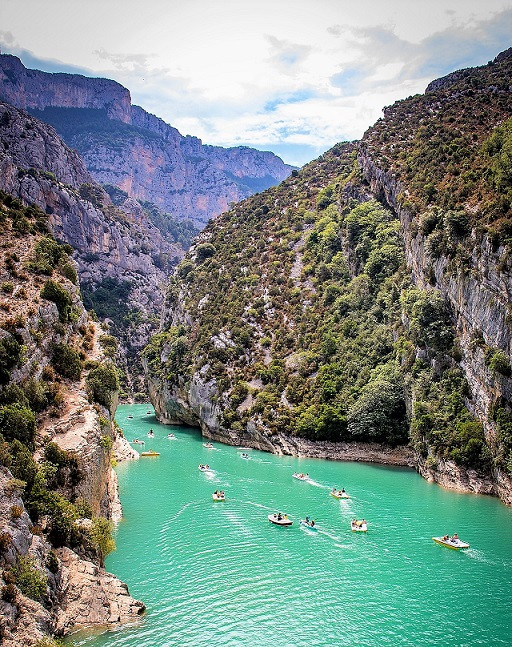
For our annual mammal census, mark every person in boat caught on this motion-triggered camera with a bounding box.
[310,520,315,527]
[277,513,282,520]
[452,533,459,540]
[442,534,449,540]
[341,488,346,494]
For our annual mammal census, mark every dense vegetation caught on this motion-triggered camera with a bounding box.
[147,52,512,478]
[0,193,117,604]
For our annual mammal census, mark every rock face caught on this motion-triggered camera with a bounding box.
[0,99,183,386]
[0,54,294,228]
[55,547,145,634]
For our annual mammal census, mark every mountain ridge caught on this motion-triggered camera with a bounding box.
[0,54,294,227]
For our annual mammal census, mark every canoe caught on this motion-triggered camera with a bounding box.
[351,520,367,532]
[432,536,470,550]
[140,450,160,457]
[268,513,292,526]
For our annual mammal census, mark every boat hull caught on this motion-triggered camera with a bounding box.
[140,451,160,457]
[432,537,470,550]
[268,514,292,526]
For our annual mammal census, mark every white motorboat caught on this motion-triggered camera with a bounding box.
[268,513,292,526]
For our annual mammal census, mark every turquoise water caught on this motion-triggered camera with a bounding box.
[72,404,512,647]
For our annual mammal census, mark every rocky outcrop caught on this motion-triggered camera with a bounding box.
[55,547,145,634]
[0,53,132,122]
[0,54,294,228]
[0,469,144,645]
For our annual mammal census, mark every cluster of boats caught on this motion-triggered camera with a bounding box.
[128,431,470,549]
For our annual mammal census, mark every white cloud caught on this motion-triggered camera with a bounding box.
[1,0,512,165]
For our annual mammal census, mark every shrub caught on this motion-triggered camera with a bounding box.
[0,531,12,552]
[1,583,16,603]
[10,505,24,519]
[0,334,23,385]
[488,350,511,376]
[86,363,119,407]
[0,404,36,447]
[40,280,72,321]
[51,343,82,380]
[88,517,115,566]
[13,555,48,601]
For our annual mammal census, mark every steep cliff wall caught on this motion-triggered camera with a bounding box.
[0,54,294,228]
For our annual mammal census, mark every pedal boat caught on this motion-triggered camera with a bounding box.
[212,491,225,502]
[432,536,469,550]
[198,464,211,472]
[330,489,349,499]
[140,449,160,457]
[268,513,292,526]
[351,520,367,532]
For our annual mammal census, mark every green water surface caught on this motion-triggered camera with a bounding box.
[72,404,512,647]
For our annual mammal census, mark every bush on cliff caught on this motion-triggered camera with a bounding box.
[86,362,119,407]
[13,555,48,602]
[0,405,36,448]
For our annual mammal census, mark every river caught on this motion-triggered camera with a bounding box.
[71,403,512,646]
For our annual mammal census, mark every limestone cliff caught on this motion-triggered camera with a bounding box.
[0,54,294,228]
[0,100,186,390]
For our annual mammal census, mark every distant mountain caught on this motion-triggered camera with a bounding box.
[0,54,294,228]
[144,49,512,505]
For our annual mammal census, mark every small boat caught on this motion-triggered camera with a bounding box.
[203,442,214,449]
[432,535,470,550]
[268,513,292,526]
[128,415,133,419]
[330,488,349,499]
[146,411,152,415]
[299,518,317,531]
[198,464,211,472]
[167,433,177,439]
[240,452,250,459]
[293,472,309,481]
[131,439,145,445]
[140,449,160,457]
[351,520,367,532]
[147,430,155,438]
[212,491,225,502]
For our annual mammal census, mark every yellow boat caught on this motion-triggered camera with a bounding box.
[140,449,160,457]
[432,536,469,550]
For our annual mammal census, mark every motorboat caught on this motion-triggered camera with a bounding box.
[198,464,211,472]
[268,513,292,526]
[167,433,177,439]
[299,518,317,531]
[330,488,349,499]
[203,442,214,449]
[131,439,145,445]
[212,491,225,502]
[140,449,160,457]
[432,535,470,550]
[351,520,367,532]
[293,472,309,481]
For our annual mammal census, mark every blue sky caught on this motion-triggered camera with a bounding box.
[1,0,511,166]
